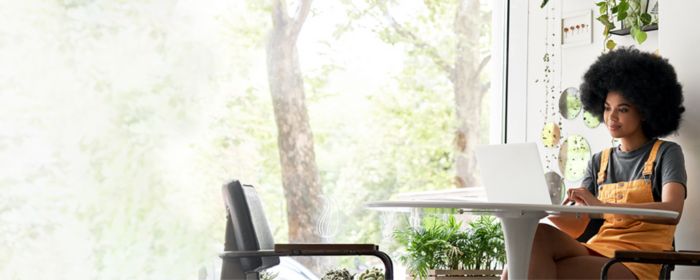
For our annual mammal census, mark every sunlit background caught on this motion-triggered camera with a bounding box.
[0,0,504,279]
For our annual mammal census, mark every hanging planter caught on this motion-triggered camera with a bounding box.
[542,0,658,51]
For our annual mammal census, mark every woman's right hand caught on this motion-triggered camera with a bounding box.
[562,187,603,207]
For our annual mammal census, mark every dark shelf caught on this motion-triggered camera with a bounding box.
[609,24,658,36]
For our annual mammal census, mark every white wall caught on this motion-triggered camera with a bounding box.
[508,0,700,277]
[660,1,700,277]
[520,0,658,189]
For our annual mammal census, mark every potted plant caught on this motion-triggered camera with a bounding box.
[322,268,354,280]
[541,0,657,50]
[394,215,505,280]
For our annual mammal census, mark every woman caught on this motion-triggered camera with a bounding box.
[511,48,687,279]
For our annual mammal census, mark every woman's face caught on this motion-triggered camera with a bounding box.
[604,91,645,139]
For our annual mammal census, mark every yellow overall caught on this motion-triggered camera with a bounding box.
[583,140,676,279]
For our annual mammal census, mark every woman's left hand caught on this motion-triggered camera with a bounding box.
[562,187,604,207]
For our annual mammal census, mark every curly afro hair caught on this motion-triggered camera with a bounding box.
[580,47,684,138]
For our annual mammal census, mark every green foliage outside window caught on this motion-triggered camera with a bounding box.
[0,0,495,278]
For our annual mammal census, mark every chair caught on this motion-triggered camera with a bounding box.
[600,249,700,280]
[577,219,700,279]
[219,180,394,280]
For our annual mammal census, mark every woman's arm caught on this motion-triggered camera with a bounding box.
[549,186,596,238]
[567,183,685,225]
[548,214,590,238]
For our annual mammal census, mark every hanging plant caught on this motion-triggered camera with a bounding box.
[542,0,657,51]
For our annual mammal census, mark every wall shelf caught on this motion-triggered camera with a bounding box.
[610,24,658,36]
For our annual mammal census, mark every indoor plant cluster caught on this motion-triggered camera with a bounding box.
[393,215,506,280]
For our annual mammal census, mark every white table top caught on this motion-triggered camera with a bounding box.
[367,199,679,219]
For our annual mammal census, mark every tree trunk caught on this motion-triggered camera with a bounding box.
[266,0,322,271]
[452,0,484,188]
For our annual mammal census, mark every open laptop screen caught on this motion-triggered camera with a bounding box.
[474,143,553,205]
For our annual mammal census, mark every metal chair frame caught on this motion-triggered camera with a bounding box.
[219,180,393,280]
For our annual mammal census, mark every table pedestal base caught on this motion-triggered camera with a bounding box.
[496,211,547,280]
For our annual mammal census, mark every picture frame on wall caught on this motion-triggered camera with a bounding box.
[561,10,593,47]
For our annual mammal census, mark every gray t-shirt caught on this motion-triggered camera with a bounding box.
[582,139,687,201]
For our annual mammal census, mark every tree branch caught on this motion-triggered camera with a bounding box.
[471,54,491,81]
[289,0,313,41]
[378,1,454,77]
[481,81,491,95]
[271,0,290,29]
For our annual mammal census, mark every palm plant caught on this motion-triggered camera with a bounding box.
[463,216,506,270]
[393,215,505,280]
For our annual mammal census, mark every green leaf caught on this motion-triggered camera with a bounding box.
[596,1,607,7]
[600,5,608,15]
[640,13,652,25]
[629,24,648,44]
[606,39,617,51]
[540,0,549,8]
[611,5,618,13]
[618,11,628,21]
[635,30,648,44]
[617,1,629,13]
[631,26,641,37]
[597,15,616,31]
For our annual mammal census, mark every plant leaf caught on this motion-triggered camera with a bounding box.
[596,15,616,30]
[640,13,652,25]
[618,11,627,21]
[606,39,617,51]
[635,30,647,44]
[540,0,549,8]
[631,26,641,38]
[617,1,629,13]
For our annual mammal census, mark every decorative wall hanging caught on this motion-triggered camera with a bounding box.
[583,110,601,128]
[558,135,592,181]
[561,10,593,47]
[545,171,566,205]
[536,2,563,172]
[559,87,582,119]
[541,122,561,148]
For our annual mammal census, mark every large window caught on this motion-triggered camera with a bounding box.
[0,0,507,279]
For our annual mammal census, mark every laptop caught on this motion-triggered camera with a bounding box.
[474,142,553,205]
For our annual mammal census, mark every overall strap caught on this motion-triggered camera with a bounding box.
[642,140,664,177]
[597,148,612,185]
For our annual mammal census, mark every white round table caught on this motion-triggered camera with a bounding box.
[367,200,678,280]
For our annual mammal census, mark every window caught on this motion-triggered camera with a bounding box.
[0,0,507,278]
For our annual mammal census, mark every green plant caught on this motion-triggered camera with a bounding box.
[542,0,656,51]
[393,215,505,280]
[393,215,460,279]
[260,270,279,280]
[357,267,385,280]
[321,268,354,280]
[463,216,506,270]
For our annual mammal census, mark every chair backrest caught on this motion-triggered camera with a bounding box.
[222,180,280,273]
